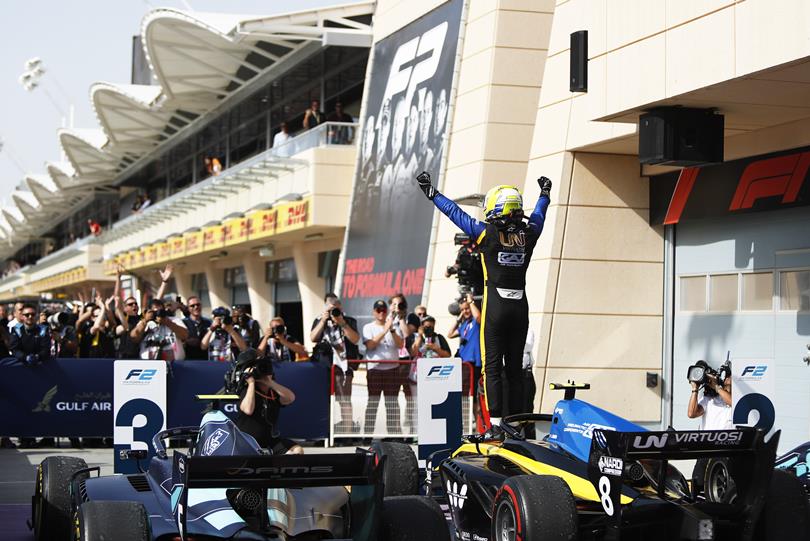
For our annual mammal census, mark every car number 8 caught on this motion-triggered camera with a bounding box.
[599,475,614,516]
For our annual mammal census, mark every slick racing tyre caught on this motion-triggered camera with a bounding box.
[703,458,736,504]
[381,495,450,541]
[370,441,418,496]
[75,501,151,541]
[755,469,810,541]
[492,475,578,541]
[33,456,88,541]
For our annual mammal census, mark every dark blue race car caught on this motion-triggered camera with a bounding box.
[30,409,449,541]
[405,383,810,541]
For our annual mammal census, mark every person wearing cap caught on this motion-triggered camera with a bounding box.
[416,171,551,438]
[362,299,405,435]
[236,350,302,455]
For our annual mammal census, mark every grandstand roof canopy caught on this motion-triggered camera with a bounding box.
[1,2,374,261]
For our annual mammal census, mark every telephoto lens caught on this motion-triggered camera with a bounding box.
[330,307,342,318]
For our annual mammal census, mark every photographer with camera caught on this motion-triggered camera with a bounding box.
[201,307,247,362]
[258,317,307,363]
[130,298,188,361]
[687,359,733,430]
[45,310,78,358]
[232,305,261,349]
[311,294,360,429]
[236,350,302,455]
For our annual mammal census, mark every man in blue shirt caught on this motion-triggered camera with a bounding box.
[417,171,551,435]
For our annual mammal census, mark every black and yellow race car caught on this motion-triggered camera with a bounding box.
[405,383,809,541]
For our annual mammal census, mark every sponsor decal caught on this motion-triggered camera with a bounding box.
[446,480,468,509]
[225,466,335,475]
[632,431,744,450]
[564,422,615,440]
[497,252,525,267]
[178,457,185,474]
[201,428,230,456]
[740,365,767,379]
[123,368,158,384]
[598,456,624,477]
[427,365,454,379]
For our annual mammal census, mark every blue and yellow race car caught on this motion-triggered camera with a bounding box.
[413,383,809,541]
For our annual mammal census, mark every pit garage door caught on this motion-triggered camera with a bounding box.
[671,206,810,452]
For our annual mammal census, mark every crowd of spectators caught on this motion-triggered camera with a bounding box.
[0,261,490,447]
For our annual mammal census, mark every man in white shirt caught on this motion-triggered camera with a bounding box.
[130,299,188,361]
[687,371,733,430]
[362,299,404,434]
[7,302,23,331]
[273,122,291,148]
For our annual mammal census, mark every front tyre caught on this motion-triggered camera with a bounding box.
[492,475,578,541]
[370,441,418,496]
[33,456,88,541]
[381,495,450,541]
[75,501,151,541]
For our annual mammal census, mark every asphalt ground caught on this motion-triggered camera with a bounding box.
[0,441,396,541]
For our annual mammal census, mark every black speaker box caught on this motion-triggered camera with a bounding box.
[570,30,588,92]
[639,107,724,166]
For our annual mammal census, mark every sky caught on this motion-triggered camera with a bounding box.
[0,0,339,206]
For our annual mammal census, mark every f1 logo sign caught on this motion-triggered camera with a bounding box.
[741,365,767,377]
[729,151,810,210]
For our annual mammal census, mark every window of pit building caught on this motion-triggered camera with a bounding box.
[318,250,340,295]
[709,274,739,312]
[679,275,707,312]
[224,266,249,306]
[741,272,774,311]
[779,269,810,312]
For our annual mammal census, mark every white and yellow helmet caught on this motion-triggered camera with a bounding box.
[483,185,523,221]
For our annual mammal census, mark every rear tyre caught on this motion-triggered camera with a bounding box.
[33,456,88,541]
[381,495,450,541]
[703,458,736,503]
[492,475,578,541]
[76,501,151,541]
[755,469,810,541]
[370,441,418,496]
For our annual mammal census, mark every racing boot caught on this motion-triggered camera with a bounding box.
[478,423,505,442]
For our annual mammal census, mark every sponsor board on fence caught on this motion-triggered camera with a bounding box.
[114,360,167,474]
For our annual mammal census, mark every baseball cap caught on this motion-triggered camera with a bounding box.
[406,313,421,328]
[373,300,387,311]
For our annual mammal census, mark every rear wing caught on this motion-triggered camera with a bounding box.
[587,427,779,541]
[171,451,382,541]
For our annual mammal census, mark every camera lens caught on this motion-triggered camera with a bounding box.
[330,307,342,318]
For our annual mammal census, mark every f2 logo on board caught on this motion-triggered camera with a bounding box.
[125,369,157,381]
[428,365,454,377]
[741,365,767,377]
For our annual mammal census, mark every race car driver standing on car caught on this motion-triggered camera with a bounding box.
[416,171,551,435]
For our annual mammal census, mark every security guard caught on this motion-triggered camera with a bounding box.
[416,172,551,433]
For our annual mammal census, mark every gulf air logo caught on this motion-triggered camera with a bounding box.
[729,151,810,211]
[498,230,526,247]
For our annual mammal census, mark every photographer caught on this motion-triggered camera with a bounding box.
[363,299,405,434]
[9,303,50,365]
[258,317,307,363]
[687,360,733,430]
[448,293,482,400]
[201,307,246,362]
[311,294,360,431]
[130,298,188,361]
[236,352,302,455]
[45,311,78,358]
[232,305,261,349]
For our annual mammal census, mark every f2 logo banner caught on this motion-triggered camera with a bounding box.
[417,358,462,464]
[114,361,167,474]
[733,358,776,435]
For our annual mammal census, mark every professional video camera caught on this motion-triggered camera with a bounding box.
[224,349,274,394]
[46,312,69,331]
[446,233,484,315]
[687,357,732,397]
